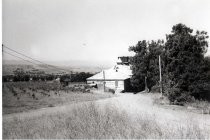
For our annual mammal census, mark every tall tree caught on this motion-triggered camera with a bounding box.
[147,40,164,91]
[129,40,148,91]
[164,23,209,103]
[129,40,164,91]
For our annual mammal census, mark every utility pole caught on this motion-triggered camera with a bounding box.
[103,70,106,92]
[145,76,148,92]
[159,55,163,95]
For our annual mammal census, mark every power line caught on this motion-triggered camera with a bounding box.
[3,44,50,66]
[3,50,40,66]
[3,50,69,74]
[2,44,71,73]
[3,51,72,79]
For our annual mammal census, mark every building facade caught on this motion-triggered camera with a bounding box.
[87,56,132,92]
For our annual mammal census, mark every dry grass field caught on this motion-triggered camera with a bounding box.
[3,91,210,139]
[3,81,115,114]
[3,101,210,139]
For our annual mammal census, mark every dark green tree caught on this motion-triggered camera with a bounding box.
[147,40,164,91]
[164,23,209,103]
[129,40,148,91]
[129,40,164,91]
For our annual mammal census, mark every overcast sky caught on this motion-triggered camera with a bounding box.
[3,0,210,65]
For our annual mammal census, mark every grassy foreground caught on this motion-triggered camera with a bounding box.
[3,102,209,139]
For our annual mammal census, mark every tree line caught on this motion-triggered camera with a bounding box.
[60,72,93,83]
[129,23,210,104]
[3,68,93,83]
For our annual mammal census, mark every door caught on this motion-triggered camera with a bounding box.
[115,81,118,89]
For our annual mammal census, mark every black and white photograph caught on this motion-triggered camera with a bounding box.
[2,0,210,139]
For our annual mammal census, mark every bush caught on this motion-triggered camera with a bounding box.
[167,87,194,105]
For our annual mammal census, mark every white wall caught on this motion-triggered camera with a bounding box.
[87,80,124,90]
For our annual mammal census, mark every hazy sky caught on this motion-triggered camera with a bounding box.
[3,0,210,65]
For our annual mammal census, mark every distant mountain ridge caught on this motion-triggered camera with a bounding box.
[2,59,113,75]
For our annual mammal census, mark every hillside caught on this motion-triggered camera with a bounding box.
[2,60,111,75]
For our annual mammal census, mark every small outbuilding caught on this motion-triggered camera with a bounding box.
[87,56,132,92]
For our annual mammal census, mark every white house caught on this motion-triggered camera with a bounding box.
[87,56,132,92]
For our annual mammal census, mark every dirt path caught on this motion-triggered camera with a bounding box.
[102,93,210,129]
[3,93,210,132]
